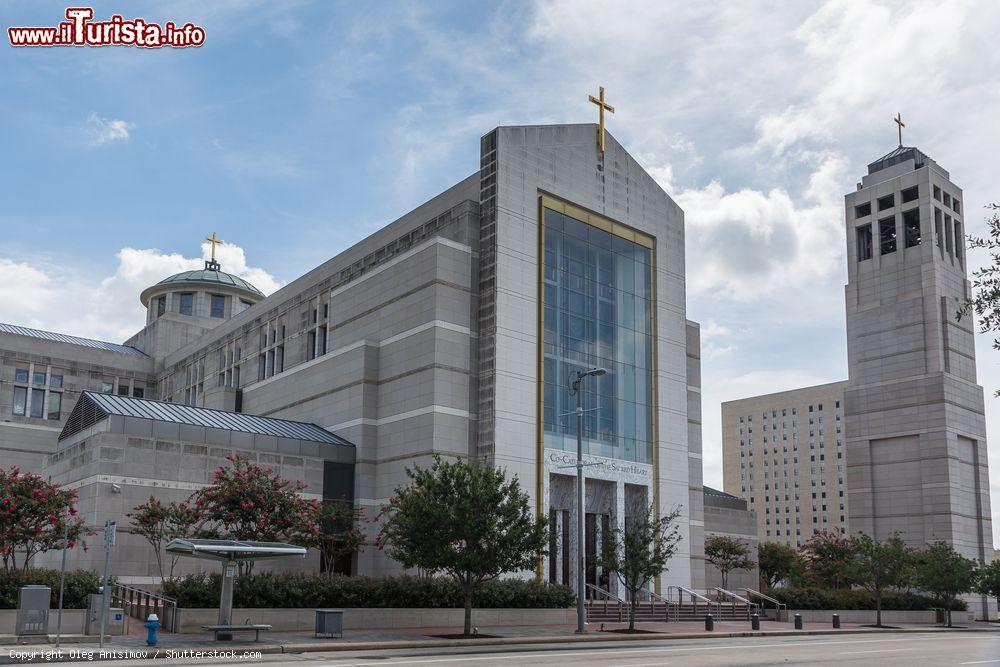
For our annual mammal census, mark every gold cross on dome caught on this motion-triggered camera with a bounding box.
[588,86,615,153]
[894,113,906,147]
[205,231,223,262]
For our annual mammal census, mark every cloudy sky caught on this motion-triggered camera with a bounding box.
[3,1,1000,544]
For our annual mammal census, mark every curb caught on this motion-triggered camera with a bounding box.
[278,625,994,653]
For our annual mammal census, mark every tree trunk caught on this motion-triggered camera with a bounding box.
[463,584,474,637]
[721,571,728,591]
[629,597,637,632]
[947,607,952,628]
[875,593,882,627]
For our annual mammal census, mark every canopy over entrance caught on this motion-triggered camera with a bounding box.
[166,538,307,640]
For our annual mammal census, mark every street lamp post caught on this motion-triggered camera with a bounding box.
[570,366,607,634]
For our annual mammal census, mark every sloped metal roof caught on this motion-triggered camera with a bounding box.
[0,322,146,357]
[60,391,354,447]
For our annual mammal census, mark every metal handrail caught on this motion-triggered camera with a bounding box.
[641,589,680,622]
[667,585,720,617]
[743,588,787,621]
[584,583,624,623]
[713,587,759,620]
[111,583,178,633]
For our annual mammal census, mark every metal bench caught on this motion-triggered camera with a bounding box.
[202,623,272,641]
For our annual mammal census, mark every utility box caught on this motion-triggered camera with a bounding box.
[315,609,344,638]
[16,586,50,636]
[85,594,124,636]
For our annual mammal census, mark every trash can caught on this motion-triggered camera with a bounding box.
[16,586,50,636]
[315,609,344,638]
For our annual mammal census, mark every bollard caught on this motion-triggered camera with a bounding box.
[794,613,803,630]
[704,614,714,631]
[832,613,840,629]
[143,613,161,646]
[751,613,760,630]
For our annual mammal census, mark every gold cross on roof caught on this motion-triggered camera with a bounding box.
[205,231,223,262]
[588,86,615,153]
[894,112,906,147]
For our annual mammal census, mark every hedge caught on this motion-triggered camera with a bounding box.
[162,573,575,609]
[0,569,105,609]
[769,587,966,611]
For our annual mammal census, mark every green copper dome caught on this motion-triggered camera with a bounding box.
[155,268,263,296]
[139,261,264,307]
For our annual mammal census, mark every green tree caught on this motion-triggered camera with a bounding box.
[799,530,856,589]
[975,558,1000,619]
[914,541,979,627]
[376,456,548,637]
[704,535,755,592]
[128,497,208,582]
[757,541,800,590]
[303,500,366,575]
[595,505,682,631]
[959,203,1000,394]
[0,467,90,572]
[846,532,913,627]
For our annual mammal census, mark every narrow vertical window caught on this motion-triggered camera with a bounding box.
[30,388,45,418]
[210,294,225,318]
[954,221,963,261]
[307,331,317,361]
[903,208,921,247]
[945,214,954,255]
[879,217,897,255]
[47,392,61,420]
[156,296,166,317]
[179,292,194,316]
[856,224,873,261]
[934,208,943,252]
[12,386,26,416]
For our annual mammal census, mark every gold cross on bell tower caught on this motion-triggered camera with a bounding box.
[204,231,223,270]
[588,86,615,153]
[205,231,223,261]
[894,112,906,147]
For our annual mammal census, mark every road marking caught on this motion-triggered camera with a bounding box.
[316,634,991,666]
[838,648,916,655]
[960,661,1000,665]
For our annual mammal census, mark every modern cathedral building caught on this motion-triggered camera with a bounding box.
[723,138,994,616]
[2,113,731,595]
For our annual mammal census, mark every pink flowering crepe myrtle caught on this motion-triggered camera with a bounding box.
[0,466,91,571]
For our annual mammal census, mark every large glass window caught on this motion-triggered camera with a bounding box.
[541,206,654,464]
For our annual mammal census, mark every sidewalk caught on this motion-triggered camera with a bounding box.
[2,618,997,662]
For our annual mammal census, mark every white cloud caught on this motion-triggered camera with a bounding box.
[86,113,134,146]
[0,244,280,343]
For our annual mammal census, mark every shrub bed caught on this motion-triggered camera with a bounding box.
[769,587,966,611]
[162,573,574,609]
[0,569,104,609]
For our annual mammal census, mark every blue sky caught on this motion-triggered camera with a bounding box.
[3,0,1000,544]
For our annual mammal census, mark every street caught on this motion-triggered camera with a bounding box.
[63,632,1000,667]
